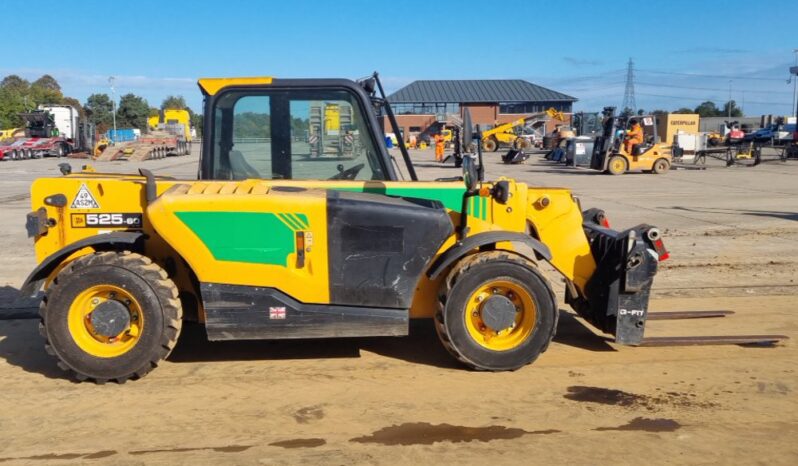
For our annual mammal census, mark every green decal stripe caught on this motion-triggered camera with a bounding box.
[278,213,303,231]
[290,213,309,229]
[176,211,295,266]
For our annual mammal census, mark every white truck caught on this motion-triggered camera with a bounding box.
[0,105,91,160]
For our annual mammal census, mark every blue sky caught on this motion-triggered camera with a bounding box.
[5,0,797,116]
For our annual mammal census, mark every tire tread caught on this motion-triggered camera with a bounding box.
[39,251,182,383]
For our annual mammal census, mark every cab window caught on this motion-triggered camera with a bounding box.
[209,89,386,181]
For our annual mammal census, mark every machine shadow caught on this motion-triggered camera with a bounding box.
[553,310,616,352]
[169,319,460,369]
[411,162,460,169]
[0,291,614,381]
[0,285,41,318]
[526,168,599,176]
[171,311,617,367]
[0,287,65,381]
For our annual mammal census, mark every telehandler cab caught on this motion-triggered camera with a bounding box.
[23,74,779,383]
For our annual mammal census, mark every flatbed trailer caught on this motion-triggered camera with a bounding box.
[0,136,72,160]
[95,131,191,161]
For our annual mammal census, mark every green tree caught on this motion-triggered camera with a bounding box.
[233,112,270,138]
[722,100,743,117]
[620,107,634,118]
[651,109,669,116]
[191,113,203,137]
[161,95,188,110]
[0,74,83,129]
[0,75,31,127]
[673,107,694,114]
[32,74,60,91]
[30,74,63,105]
[116,93,150,129]
[84,93,114,133]
[61,96,85,118]
[1,75,30,92]
[694,101,721,117]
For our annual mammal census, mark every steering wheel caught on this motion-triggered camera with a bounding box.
[329,163,365,180]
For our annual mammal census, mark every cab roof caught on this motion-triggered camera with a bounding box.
[197,77,274,96]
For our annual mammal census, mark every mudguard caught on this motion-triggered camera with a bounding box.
[20,231,144,297]
[426,231,552,280]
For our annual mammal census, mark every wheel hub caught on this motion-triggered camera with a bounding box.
[480,295,517,332]
[90,300,131,337]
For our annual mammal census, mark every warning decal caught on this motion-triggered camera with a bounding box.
[71,184,100,209]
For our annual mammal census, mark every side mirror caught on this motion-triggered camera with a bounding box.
[359,77,376,95]
[462,108,473,151]
[462,154,478,192]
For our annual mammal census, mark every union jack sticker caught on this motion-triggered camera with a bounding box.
[269,306,286,320]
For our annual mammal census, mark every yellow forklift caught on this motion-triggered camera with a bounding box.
[591,107,671,175]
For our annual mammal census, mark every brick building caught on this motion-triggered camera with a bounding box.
[383,79,576,140]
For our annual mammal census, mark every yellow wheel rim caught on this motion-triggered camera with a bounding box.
[611,158,625,173]
[464,280,537,351]
[67,285,143,358]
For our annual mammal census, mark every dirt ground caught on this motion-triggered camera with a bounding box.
[0,146,796,465]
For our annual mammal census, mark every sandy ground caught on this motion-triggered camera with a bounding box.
[0,146,796,465]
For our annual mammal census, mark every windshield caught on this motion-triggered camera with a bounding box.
[209,88,386,181]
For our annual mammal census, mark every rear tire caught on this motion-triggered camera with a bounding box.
[652,158,670,174]
[39,251,182,383]
[435,252,557,371]
[607,155,627,175]
[482,138,498,152]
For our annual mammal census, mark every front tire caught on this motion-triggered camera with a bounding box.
[435,252,557,371]
[39,251,182,383]
[607,155,627,175]
[482,138,498,152]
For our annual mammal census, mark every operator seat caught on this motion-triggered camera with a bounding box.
[632,135,655,156]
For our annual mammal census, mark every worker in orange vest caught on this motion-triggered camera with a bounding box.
[434,133,445,162]
[623,119,644,154]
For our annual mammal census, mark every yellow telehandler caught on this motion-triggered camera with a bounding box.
[22,74,784,383]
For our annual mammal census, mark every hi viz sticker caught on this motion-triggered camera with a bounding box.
[71,184,100,209]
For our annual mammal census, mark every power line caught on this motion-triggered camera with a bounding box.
[526,69,626,86]
[637,81,792,95]
[636,92,792,107]
[637,68,786,82]
[557,82,626,92]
